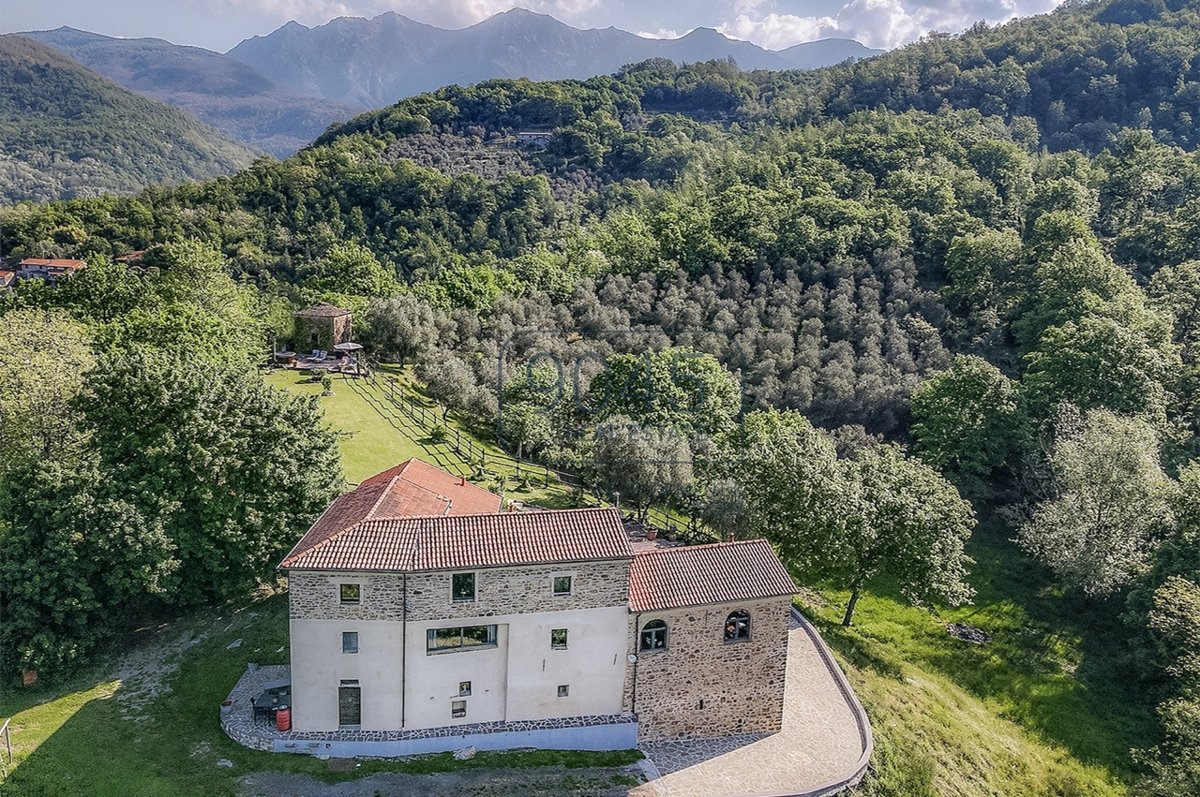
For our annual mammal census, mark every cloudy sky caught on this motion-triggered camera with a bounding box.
[0,0,1062,52]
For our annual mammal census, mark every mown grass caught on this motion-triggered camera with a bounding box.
[0,594,640,796]
[263,365,576,508]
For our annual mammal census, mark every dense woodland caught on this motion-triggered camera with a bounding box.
[3,0,1200,793]
[0,35,255,203]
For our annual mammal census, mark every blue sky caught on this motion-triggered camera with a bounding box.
[0,0,1062,52]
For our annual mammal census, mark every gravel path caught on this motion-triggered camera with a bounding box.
[632,612,870,797]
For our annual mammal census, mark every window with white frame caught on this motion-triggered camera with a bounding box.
[451,572,476,602]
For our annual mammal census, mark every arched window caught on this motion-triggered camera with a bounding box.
[724,610,751,642]
[640,619,668,651]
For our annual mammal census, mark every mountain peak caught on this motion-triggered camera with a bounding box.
[226,13,877,108]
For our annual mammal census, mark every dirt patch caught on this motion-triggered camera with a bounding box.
[109,604,267,721]
[946,622,992,645]
[238,765,643,797]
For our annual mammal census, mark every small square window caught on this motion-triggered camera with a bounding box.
[553,575,572,596]
[451,699,467,719]
[340,583,360,604]
[551,628,568,650]
[452,572,476,602]
[459,681,472,697]
[557,684,569,698]
[342,631,359,654]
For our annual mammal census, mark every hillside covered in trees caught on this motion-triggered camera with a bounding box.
[4,0,1200,793]
[0,35,256,203]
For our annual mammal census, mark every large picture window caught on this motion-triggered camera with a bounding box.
[427,624,498,653]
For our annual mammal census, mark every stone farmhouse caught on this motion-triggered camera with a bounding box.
[276,458,797,756]
[294,303,353,352]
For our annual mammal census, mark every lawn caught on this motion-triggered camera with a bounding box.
[0,593,641,797]
[813,521,1157,797]
[264,366,577,508]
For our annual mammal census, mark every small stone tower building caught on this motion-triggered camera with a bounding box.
[295,304,352,351]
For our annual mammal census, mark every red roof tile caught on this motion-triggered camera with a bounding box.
[281,507,632,571]
[628,539,797,612]
[17,258,85,269]
[282,459,502,567]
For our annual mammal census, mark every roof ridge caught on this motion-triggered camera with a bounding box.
[364,469,406,520]
[635,538,769,555]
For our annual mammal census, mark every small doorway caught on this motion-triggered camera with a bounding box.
[338,680,361,727]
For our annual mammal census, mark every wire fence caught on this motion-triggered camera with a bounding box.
[1,717,12,775]
[349,370,719,541]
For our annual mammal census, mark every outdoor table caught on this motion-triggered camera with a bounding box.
[252,687,290,722]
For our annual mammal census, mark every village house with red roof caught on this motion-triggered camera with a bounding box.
[13,258,86,285]
[264,457,797,756]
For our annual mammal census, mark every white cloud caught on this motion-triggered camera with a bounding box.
[719,12,837,49]
[229,0,600,29]
[720,0,1063,50]
[226,0,356,25]
[636,27,683,39]
[733,0,770,15]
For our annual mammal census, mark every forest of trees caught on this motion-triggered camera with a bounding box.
[3,0,1200,791]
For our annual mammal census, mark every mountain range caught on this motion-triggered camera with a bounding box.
[22,27,358,157]
[0,34,255,204]
[22,10,879,155]
[226,9,881,108]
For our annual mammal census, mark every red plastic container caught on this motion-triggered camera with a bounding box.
[276,705,291,732]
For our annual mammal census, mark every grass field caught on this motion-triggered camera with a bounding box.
[264,366,577,508]
[0,367,1158,796]
[819,522,1156,796]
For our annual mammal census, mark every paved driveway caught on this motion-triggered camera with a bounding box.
[633,611,872,797]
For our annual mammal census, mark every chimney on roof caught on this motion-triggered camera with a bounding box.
[613,491,621,514]
[458,475,465,486]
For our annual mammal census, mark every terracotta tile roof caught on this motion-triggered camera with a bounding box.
[280,459,632,572]
[628,539,797,612]
[295,302,350,318]
[281,507,632,571]
[282,459,502,567]
[17,258,85,269]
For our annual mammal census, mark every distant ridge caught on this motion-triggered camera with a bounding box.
[227,9,882,107]
[22,27,357,157]
[0,34,255,203]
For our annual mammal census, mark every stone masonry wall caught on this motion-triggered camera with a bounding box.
[625,596,791,741]
[406,559,630,621]
[289,571,405,621]
[295,314,351,351]
[288,560,630,623]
